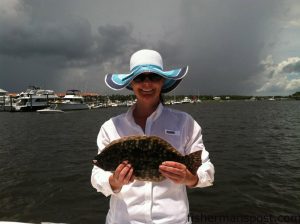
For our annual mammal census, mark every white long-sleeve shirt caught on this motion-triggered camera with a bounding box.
[91,103,214,224]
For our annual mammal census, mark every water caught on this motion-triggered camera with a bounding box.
[0,101,299,223]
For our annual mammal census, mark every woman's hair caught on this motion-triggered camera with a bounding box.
[160,93,165,105]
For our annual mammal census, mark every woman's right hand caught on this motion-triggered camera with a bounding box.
[109,161,134,193]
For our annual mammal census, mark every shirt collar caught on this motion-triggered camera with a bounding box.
[125,102,164,124]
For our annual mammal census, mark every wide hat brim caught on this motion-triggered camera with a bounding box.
[105,65,188,93]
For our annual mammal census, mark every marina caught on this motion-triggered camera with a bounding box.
[1,87,94,112]
[1,86,299,113]
[0,86,59,112]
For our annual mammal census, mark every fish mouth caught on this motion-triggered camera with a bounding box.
[92,160,98,165]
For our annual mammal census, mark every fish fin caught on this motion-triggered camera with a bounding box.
[184,150,202,174]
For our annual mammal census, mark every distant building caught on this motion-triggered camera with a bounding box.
[0,88,7,96]
[0,89,8,109]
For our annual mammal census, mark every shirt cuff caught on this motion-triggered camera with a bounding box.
[194,168,214,188]
[94,171,115,197]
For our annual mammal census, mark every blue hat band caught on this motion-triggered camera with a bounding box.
[105,65,188,93]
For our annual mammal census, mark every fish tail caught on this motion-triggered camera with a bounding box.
[184,150,202,174]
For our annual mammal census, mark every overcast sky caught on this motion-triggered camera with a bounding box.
[1,0,300,96]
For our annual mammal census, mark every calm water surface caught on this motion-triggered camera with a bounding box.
[0,101,299,223]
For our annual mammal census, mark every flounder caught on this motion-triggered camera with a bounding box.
[92,135,202,181]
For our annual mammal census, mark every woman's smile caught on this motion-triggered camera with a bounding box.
[140,88,154,94]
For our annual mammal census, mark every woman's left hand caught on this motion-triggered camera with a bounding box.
[159,161,199,187]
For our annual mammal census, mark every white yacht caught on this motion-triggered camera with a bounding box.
[11,86,58,112]
[53,90,90,111]
[181,97,193,104]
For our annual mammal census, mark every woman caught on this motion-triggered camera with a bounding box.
[91,49,214,224]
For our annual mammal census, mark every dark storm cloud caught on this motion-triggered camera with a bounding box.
[0,21,141,91]
[171,0,282,95]
[0,15,138,64]
[0,0,293,95]
[96,25,135,58]
[0,17,93,59]
[0,0,143,92]
[0,0,143,64]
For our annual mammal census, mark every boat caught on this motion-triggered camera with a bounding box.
[126,100,134,107]
[37,108,64,113]
[37,104,64,113]
[181,97,193,104]
[172,101,182,105]
[52,90,90,111]
[11,86,59,112]
[213,96,221,101]
[109,102,118,107]
[91,103,106,109]
[249,96,257,101]
[268,96,275,101]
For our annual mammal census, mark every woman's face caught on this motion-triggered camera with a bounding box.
[131,73,164,106]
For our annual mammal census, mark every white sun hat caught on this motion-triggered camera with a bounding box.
[105,49,188,93]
